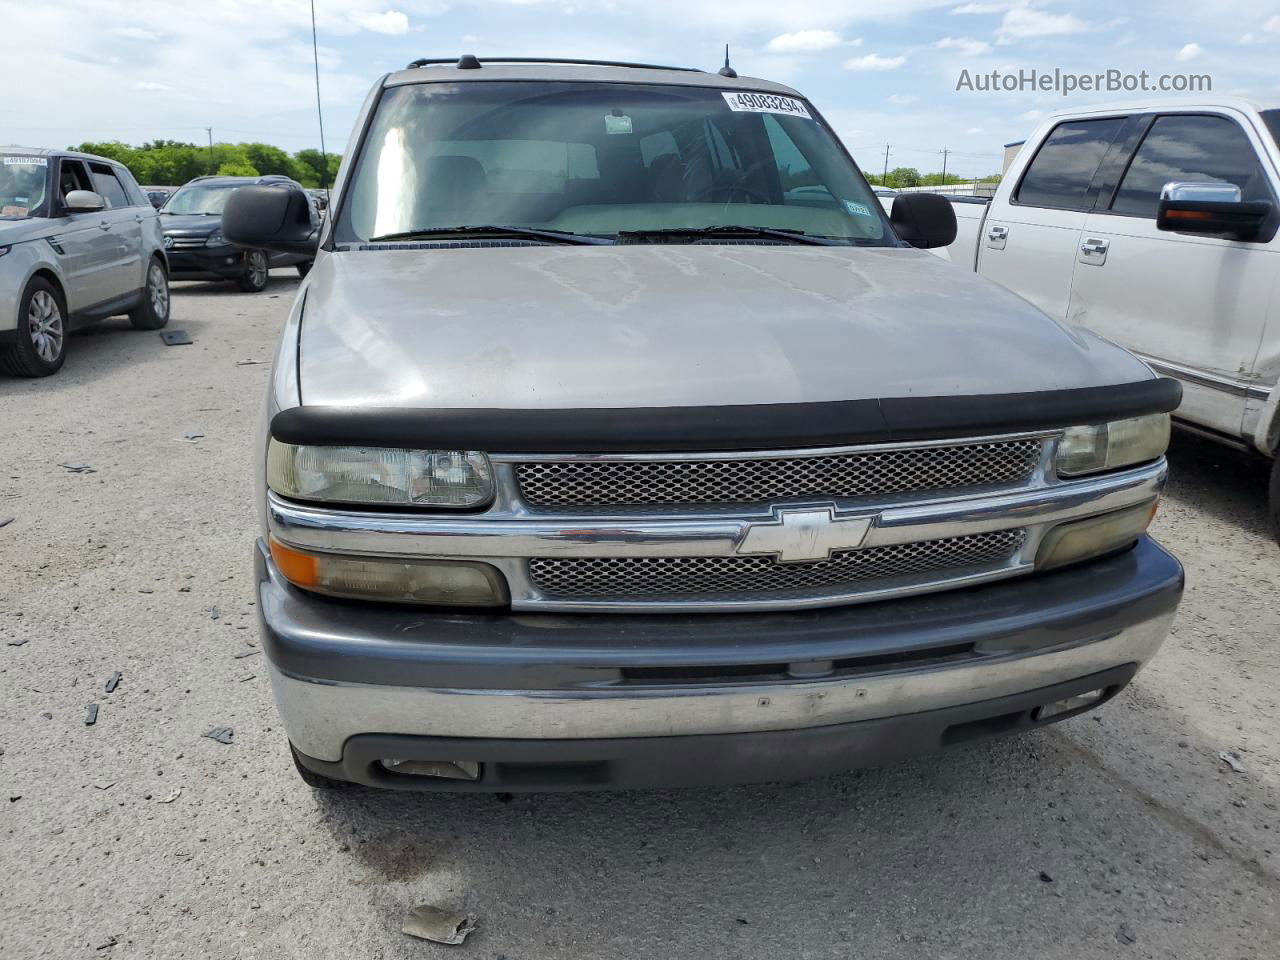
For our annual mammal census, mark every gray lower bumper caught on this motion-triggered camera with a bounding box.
[257,536,1182,778]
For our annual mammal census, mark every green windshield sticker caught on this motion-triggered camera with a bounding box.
[844,200,873,217]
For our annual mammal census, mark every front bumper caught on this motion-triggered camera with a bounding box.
[258,536,1183,790]
[165,246,246,279]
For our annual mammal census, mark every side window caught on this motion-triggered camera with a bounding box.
[57,159,93,208]
[113,166,148,207]
[1110,114,1273,218]
[1015,117,1126,210]
[88,163,130,208]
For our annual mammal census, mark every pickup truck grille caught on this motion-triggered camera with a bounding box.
[515,438,1042,508]
[529,529,1026,601]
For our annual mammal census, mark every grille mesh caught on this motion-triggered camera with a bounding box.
[529,529,1025,600]
[515,439,1042,508]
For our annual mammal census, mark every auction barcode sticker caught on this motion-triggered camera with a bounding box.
[4,156,48,166]
[721,91,811,119]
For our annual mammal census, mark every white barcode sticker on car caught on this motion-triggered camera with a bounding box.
[4,156,48,166]
[721,91,811,119]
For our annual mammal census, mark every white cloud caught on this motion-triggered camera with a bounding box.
[1266,15,1280,32]
[350,10,410,35]
[950,2,1008,12]
[765,30,858,52]
[844,53,907,71]
[965,126,983,134]
[1022,109,1045,120]
[114,26,160,41]
[134,81,169,91]
[996,7,1095,43]
[1238,32,1257,45]
[1175,42,1203,61]
[935,36,992,55]
[888,94,919,105]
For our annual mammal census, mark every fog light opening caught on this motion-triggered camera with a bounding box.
[1033,687,1107,722]
[379,758,481,781]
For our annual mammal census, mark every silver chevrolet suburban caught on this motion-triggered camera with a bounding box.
[225,57,1184,792]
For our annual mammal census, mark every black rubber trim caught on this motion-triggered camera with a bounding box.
[292,664,1139,791]
[270,378,1181,453]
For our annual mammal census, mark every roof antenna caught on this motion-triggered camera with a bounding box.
[718,44,737,78]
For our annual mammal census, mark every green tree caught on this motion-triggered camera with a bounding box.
[885,167,922,188]
[294,149,339,188]
[243,142,301,179]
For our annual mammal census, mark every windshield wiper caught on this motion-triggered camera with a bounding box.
[368,225,608,245]
[616,225,839,246]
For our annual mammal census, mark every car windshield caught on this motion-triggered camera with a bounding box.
[337,81,894,245]
[162,183,241,215]
[0,155,50,219]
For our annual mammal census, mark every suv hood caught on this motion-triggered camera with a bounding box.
[159,214,220,236]
[297,244,1153,410]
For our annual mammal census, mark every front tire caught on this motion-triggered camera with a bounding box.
[129,258,170,330]
[290,743,351,790]
[0,276,67,377]
[1269,456,1280,541]
[236,250,270,292]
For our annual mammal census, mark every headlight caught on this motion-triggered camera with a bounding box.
[267,441,494,508]
[269,537,507,606]
[1035,501,1157,571]
[1056,413,1170,477]
[205,230,226,247]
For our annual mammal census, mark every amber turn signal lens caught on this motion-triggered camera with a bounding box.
[269,537,320,588]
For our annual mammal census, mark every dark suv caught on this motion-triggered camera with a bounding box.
[160,175,318,291]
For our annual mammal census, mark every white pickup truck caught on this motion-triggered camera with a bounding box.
[921,98,1280,531]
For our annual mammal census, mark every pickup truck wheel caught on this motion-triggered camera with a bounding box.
[128,259,171,330]
[1,277,67,377]
[296,261,313,279]
[290,743,352,789]
[236,250,270,292]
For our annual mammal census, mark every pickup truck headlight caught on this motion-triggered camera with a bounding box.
[1055,414,1170,477]
[267,441,494,508]
[205,230,226,247]
[269,537,508,606]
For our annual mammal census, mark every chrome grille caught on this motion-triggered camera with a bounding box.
[529,529,1025,600]
[167,237,208,249]
[515,439,1043,508]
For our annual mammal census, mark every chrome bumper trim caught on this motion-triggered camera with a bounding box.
[267,460,1165,560]
[272,611,1174,762]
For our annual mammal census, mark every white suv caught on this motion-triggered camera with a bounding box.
[0,147,170,377]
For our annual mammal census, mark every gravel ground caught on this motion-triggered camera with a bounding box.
[2,276,1278,959]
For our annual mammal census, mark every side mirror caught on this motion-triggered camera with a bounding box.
[223,185,319,257]
[889,192,957,249]
[64,190,106,213]
[1157,181,1272,241]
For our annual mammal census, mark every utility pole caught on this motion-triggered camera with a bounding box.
[882,144,890,184]
[940,148,950,183]
[206,128,215,175]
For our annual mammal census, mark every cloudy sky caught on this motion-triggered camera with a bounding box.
[2,0,1278,178]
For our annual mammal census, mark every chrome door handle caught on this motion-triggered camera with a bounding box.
[1078,238,1109,264]
[99,220,111,230]
[986,224,1008,249]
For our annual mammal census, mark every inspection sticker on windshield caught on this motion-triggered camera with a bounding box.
[4,156,48,166]
[721,92,811,119]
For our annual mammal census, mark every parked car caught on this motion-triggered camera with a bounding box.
[145,187,172,209]
[929,97,1280,533]
[160,174,318,291]
[0,146,170,377]
[227,56,1183,792]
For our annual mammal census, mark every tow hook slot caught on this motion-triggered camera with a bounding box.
[380,759,481,781]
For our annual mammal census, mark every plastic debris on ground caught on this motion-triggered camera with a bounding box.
[85,704,99,725]
[58,463,95,473]
[105,671,122,693]
[1218,750,1245,773]
[203,727,234,745]
[401,905,478,945]
[161,330,193,346]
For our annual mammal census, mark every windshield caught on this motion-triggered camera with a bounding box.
[162,183,241,215]
[0,155,50,219]
[337,81,894,245]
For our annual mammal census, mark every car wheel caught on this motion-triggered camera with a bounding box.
[1269,456,1280,542]
[0,276,68,377]
[237,250,270,292]
[128,258,171,330]
[296,260,313,279]
[290,743,352,790]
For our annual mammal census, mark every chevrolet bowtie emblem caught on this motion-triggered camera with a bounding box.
[736,506,874,564]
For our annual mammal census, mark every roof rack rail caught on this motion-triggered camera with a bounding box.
[406,55,704,73]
